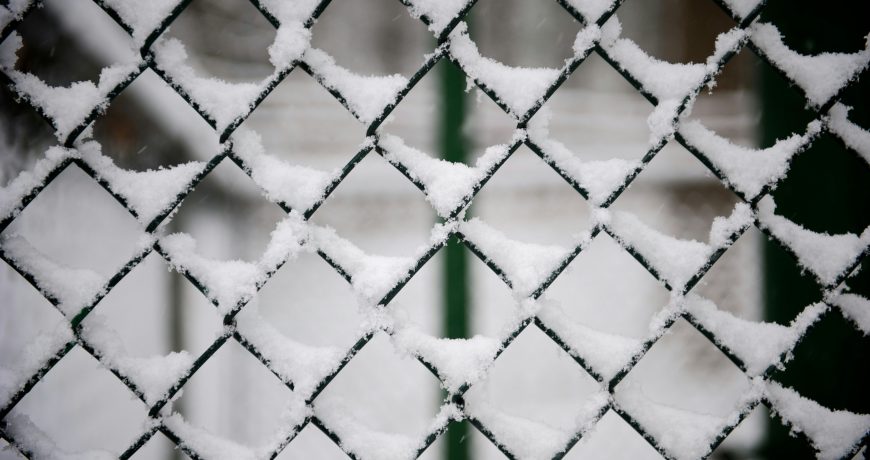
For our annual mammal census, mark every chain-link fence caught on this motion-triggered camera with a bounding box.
[0,0,868,459]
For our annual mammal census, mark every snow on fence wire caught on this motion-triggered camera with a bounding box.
[0,0,869,459]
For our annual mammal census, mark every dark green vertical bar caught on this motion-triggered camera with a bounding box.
[441,52,471,460]
[167,216,187,460]
[442,58,470,341]
[761,1,870,457]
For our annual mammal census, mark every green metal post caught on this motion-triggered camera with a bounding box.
[761,1,870,457]
[441,56,471,460]
[167,215,187,460]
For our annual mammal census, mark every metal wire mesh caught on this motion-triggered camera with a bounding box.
[0,0,868,459]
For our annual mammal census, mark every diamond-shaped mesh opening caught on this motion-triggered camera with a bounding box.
[0,89,56,172]
[614,0,735,64]
[159,0,276,83]
[386,247,444,338]
[771,313,870,413]
[688,45,761,135]
[768,133,870,234]
[274,423,349,460]
[377,58,457,155]
[170,159,287,261]
[9,346,148,455]
[1,164,142,273]
[383,113,515,177]
[609,145,744,242]
[175,271,228,343]
[6,0,132,85]
[0,261,66,393]
[467,0,581,68]
[470,145,593,247]
[310,153,438,257]
[757,3,870,54]
[755,53,823,141]
[537,52,658,162]
[545,233,670,339]
[126,431,180,460]
[613,320,754,459]
[764,235,829,305]
[691,225,763,319]
[615,320,752,413]
[761,418,822,460]
[88,68,217,170]
[708,405,768,458]
[85,252,223,357]
[313,333,442,446]
[463,327,602,447]
[838,77,870,124]
[469,245,532,338]
[252,251,363,347]
[463,87,522,148]
[460,419,510,460]
[0,0,143,146]
[566,410,665,459]
[309,0,431,76]
[173,340,303,451]
[843,257,870,297]
[235,68,368,171]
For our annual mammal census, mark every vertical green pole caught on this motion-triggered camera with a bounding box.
[761,1,870,457]
[441,53,471,460]
[168,216,186,460]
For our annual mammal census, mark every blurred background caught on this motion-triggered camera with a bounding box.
[0,0,867,459]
